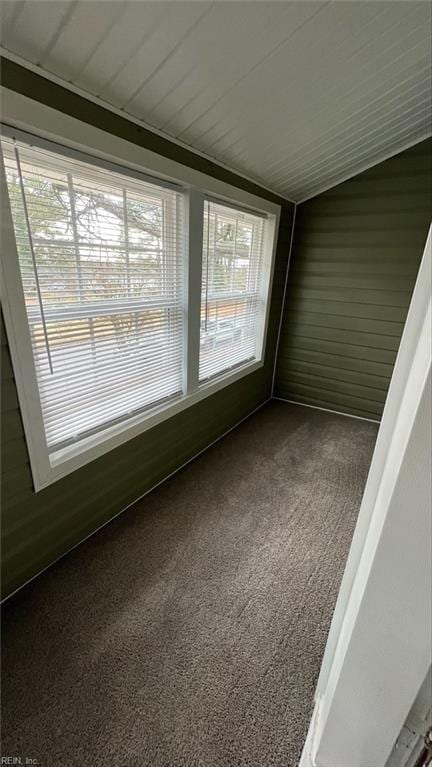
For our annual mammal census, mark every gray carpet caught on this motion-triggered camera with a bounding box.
[1,401,377,767]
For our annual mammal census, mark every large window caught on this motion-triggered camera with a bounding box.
[2,138,184,452]
[1,126,278,489]
[200,200,265,381]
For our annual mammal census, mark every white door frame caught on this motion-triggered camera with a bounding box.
[299,226,432,767]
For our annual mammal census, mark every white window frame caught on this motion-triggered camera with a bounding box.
[0,87,280,491]
[199,197,270,384]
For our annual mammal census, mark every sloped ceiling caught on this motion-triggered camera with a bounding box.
[1,0,431,201]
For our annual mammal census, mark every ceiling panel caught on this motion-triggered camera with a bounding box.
[2,0,75,64]
[1,0,430,201]
[135,2,319,132]
[101,2,213,109]
[43,2,127,83]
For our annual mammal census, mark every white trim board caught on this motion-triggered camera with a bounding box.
[2,397,271,604]
[271,204,297,397]
[0,49,294,205]
[271,397,380,425]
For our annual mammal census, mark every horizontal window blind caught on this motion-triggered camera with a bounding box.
[2,138,184,451]
[199,199,266,382]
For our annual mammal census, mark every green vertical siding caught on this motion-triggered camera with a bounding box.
[274,139,432,420]
[0,61,294,600]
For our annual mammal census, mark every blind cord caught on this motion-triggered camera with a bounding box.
[14,144,54,374]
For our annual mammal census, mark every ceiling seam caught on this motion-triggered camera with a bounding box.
[172,0,331,142]
[194,1,401,154]
[2,0,26,39]
[286,116,432,196]
[267,97,432,187]
[66,3,130,84]
[94,10,169,98]
[296,130,432,204]
[222,48,431,173]
[156,0,309,137]
[120,3,214,111]
[38,1,79,68]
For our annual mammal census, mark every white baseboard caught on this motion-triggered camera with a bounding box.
[298,695,323,767]
[272,396,380,424]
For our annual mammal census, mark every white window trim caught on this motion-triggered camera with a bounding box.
[0,88,280,492]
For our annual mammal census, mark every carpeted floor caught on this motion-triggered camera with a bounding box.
[1,401,378,767]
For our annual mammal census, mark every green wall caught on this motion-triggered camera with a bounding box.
[274,139,432,420]
[0,60,294,599]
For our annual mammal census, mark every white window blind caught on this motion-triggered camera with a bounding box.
[199,199,266,382]
[2,138,184,452]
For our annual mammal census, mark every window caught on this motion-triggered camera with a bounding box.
[200,200,265,381]
[2,138,184,452]
[1,122,278,489]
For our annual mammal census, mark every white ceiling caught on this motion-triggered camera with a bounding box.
[1,1,431,202]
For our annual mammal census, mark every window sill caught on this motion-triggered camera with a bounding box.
[40,358,263,491]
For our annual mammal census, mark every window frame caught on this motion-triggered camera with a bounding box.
[0,88,280,491]
[199,197,269,383]
[2,135,187,452]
